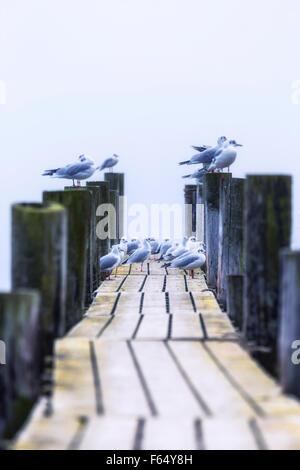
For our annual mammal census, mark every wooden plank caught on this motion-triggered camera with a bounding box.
[142,275,165,292]
[142,292,166,314]
[52,338,97,416]
[97,276,125,292]
[201,313,236,338]
[99,315,138,339]
[257,416,300,450]
[119,275,146,291]
[89,293,118,316]
[168,293,195,314]
[204,342,300,416]
[132,341,207,417]
[143,418,198,450]
[171,315,204,339]
[136,315,169,339]
[169,341,255,418]
[13,399,81,450]
[79,417,137,450]
[94,341,151,416]
[68,317,109,338]
[203,419,258,450]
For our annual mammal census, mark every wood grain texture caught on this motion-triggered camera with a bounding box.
[12,260,300,450]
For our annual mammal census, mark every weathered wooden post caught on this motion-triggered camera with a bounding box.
[87,181,110,286]
[64,186,94,301]
[108,189,119,246]
[243,175,292,374]
[196,184,204,243]
[184,184,197,237]
[218,176,244,307]
[104,173,125,239]
[0,290,40,441]
[43,190,91,328]
[279,250,300,397]
[11,202,67,355]
[227,275,244,329]
[203,174,223,288]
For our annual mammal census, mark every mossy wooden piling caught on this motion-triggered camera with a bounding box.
[227,275,244,329]
[86,181,110,285]
[104,173,125,239]
[203,173,223,288]
[279,250,300,398]
[0,290,40,443]
[243,175,292,374]
[217,176,244,307]
[108,189,119,246]
[43,190,91,328]
[196,184,204,243]
[11,203,67,356]
[184,184,196,237]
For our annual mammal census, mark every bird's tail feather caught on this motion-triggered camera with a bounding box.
[42,168,59,176]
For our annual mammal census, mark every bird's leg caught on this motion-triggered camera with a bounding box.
[115,266,118,277]
[77,180,81,187]
[228,166,230,173]
[72,179,75,187]
[190,269,195,279]
[141,262,143,272]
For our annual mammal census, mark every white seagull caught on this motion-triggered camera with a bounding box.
[99,154,119,172]
[42,154,99,187]
[123,239,151,272]
[100,245,123,280]
[208,140,242,173]
[178,136,227,166]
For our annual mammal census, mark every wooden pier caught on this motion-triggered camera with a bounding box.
[13,261,300,450]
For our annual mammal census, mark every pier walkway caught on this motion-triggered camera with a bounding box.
[14,262,300,450]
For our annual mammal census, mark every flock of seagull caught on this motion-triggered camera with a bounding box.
[180,135,242,182]
[42,135,242,277]
[100,236,206,279]
[42,153,119,186]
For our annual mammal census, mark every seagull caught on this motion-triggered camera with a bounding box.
[162,248,206,278]
[42,154,99,187]
[186,236,197,250]
[182,168,207,182]
[181,248,206,278]
[208,140,242,173]
[178,136,227,166]
[163,242,180,261]
[99,154,119,172]
[100,245,123,280]
[171,236,189,258]
[157,238,172,261]
[123,239,151,272]
[127,238,141,256]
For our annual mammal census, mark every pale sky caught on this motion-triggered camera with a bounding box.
[1,0,300,288]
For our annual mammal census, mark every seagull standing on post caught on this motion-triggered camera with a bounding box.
[208,140,242,173]
[178,136,227,167]
[99,154,119,172]
[42,154,99,187]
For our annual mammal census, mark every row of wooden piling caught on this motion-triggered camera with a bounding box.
[0,173,124,444]
[185,173,300,398]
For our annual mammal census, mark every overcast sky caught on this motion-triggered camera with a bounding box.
[1,0,300,288]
